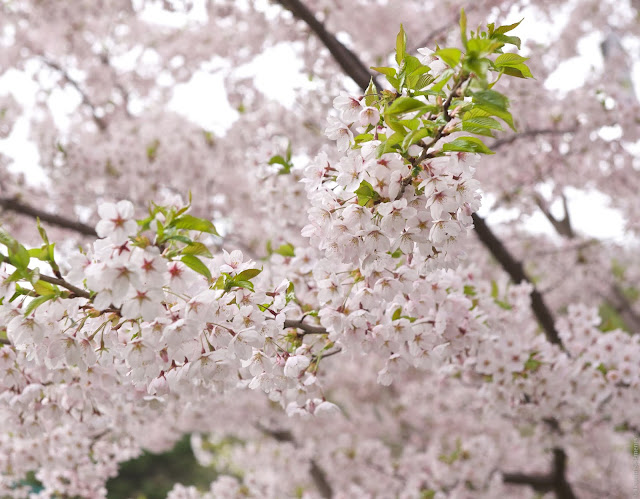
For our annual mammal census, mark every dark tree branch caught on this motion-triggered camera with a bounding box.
[534,192,640,334]
[0,197,98,237]
[38,274,92,300]
[504,448,577,499]
[284,318,328,335]
[275,0,381,90]
[534,193,575,239]
[472,213,562,346]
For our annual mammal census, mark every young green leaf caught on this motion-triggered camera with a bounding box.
[181,255,212,281]
[274,243,295,257]
[386,97,430,116]
[459,8,468,48]
[396,24,407,65]
[236,268,262,281]
[364,78,378,107]
[442,136,495,155]
[24,294,57,317]
[181,242,213,258]
[434,48,462,68]
[171,215,219,236]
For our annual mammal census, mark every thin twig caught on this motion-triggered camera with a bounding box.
[39,56,107,131]
[490,128,577,151]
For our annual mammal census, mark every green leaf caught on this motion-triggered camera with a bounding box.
[397,118,420,131]
[463,116,503,130]
[524,355,542,372]
[268,155,287,166]
[33,279,57,296]
[181,242,213,258]
[396,24,407,65]
[442,137,495,155]
[355,180,380,206]
[402,128,430,151]
[463,285,476,296]
[384,115,408,135]
[463,56,491,78]
[36,218,49,245]
[371,66,396,78]
[28,247,49,261]
[181,255,212,281]
[364,78,378,107]
[162,234,193,245]
[274,243,295,257]
[400,55,423,76]
[491,280,499,299]
[213,275,225,290]
[462,116,503,137]
[414,73,436,90]
[146,139,160,162]
[472,90,515,131]
[459,8,468,49]
[392,308,402,321]
[467,38,502,56]
[494,53,529,67]
[430,70,454,94]
[171,215,219,236]
[434,48,462,68]
[230,280,254,292]
[494,19,523,35]
[24,294,57,317]
[500,64,533,79]
[285,141,292,162]
[376,132,403,157]
[386,97,430,116]
[491,33,521,50]
[9,244,30,270]
[236,268,262,281]
[354,133,374,144]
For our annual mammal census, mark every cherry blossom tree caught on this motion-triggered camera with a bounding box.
[0,1,638,498]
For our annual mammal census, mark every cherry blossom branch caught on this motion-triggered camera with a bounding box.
[38,274,91,300]
[0,196,98,237]
[534,192,575,239]
[503,448,577,499]
[534,194,640,333]
[490,128,577,151]
[272,0,565,348]
[39,56,107,131]
[275,0,381,90]
[256,423,333,498]
[472,213,562,346]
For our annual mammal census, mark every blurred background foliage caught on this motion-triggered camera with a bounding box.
[106,435,217,499]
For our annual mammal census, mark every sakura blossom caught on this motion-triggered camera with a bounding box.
[0,1,637,498]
